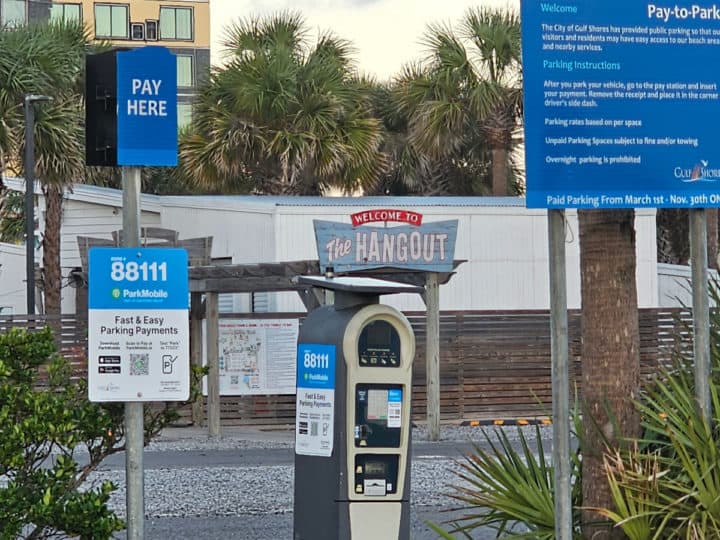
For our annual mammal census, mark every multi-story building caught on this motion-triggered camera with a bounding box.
[1,0,210,129]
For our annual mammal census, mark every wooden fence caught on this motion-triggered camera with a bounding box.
[1,309,693,425]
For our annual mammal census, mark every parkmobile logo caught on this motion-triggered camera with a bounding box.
[123,288,169,299]
[674,160,720,183]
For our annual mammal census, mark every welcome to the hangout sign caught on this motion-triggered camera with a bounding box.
[313,210,458,273]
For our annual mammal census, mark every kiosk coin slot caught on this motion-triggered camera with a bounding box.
[293,276,418,540]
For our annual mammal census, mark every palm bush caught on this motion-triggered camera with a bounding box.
[429,422,583,539]
[432,281,720,538]
[595,350,720,538]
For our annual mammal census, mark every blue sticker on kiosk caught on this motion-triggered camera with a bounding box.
[297,343,336,390]
[388,389,402,402]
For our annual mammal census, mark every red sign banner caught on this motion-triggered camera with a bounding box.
[350,209,423,227]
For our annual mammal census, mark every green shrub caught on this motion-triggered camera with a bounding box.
[0,327,195,539]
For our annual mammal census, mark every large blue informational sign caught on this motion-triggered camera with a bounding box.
[521,1,720,208]
[116,46,177,167]
[88,247,189,402]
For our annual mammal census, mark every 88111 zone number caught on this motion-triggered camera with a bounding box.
[110,260,167,282]
[303,351,330,369]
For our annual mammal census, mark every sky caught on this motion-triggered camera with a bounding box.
[210,0,520,82]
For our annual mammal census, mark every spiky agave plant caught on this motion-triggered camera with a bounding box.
[428,423,583,539]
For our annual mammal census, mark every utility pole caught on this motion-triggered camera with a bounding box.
[24,94,53,315]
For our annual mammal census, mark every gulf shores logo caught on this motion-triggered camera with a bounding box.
[675,160,720,182]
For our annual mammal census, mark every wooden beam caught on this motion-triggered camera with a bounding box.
[425,272,441,441]
[190,292,203,427]
[206,292,220,438]
[189,277,310,294]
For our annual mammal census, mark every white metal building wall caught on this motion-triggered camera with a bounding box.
[269,204,658,312]
[0,243,27,314]
[58,197,161,314]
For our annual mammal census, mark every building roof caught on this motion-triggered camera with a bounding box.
[163,195,525,210]
[4,177,530,209]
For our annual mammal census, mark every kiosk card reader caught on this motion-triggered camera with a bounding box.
[293,276,420,540]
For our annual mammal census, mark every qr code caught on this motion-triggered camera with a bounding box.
[129,353,149,376]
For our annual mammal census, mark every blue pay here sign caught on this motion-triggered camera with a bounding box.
[295,343,336,457]
[116,46,177,166]
[88,247,189,402]
[521,1,720,209]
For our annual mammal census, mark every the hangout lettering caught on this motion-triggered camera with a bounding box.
[325,230,449,264]
[126,79,167,117]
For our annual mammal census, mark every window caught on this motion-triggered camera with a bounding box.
[1,0,26,26]
[50,3,81,22]
[130,22,143,40]
[177,102,192,129]
[145,19,158,41]
[95,4,128,39]
[159,6,192,40]
[177,55,193,87]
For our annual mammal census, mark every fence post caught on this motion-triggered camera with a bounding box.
[190,292,204,426]
[206,292,220,437]
[425,272,440,441]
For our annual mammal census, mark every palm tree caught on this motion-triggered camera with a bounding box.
[0,188,25,244]
[179,12,385,195]
[393,6,523,196]
[0,21,88,314]
[579,209,641,539]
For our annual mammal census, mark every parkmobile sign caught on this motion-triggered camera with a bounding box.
[313,210,458,273]
[88,247,189,402]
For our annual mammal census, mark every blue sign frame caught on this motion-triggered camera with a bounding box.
[89,247,188,310]
[521,0,720,208]
[116,46,178,166]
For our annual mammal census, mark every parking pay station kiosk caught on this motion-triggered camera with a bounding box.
[293,276,421,540]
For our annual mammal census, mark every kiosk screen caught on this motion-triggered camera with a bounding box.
[358,320,400,367]
[355,384,402,447]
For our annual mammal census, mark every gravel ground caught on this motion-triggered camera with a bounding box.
[85,424,553,520]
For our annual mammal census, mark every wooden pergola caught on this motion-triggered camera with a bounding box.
[189,260,463,438]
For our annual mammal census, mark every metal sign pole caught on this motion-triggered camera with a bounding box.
[689,209,711,419]
[24,98,36,315]
[122,166,144,539]
[548,210,572,539]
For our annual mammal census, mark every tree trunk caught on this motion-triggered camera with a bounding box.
[491,146,507,196]
[579,209,641,540]
[42,184,63,316]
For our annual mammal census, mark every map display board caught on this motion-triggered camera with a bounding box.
[203,319,299,395]
[522,1,720,208]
